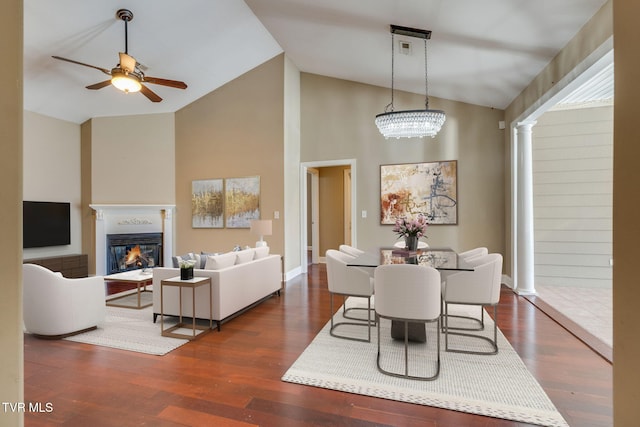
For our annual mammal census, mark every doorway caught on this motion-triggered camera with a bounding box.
[300,159,357,274]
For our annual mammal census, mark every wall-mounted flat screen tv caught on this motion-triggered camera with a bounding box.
[23,201,71,248]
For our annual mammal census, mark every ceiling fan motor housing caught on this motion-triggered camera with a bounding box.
[116,9,133,22]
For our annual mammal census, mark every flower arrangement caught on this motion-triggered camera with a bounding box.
[392,214,428,238]
[179,259,196,280]
[178,259,197,269]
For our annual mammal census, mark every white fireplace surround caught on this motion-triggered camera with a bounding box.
[90,204,175,276]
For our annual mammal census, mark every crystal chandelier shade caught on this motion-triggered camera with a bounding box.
[376,25,445,139]
[375,109,446,139]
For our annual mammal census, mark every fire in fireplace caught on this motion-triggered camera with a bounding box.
[125,245,151,270]
[107,233,163,274]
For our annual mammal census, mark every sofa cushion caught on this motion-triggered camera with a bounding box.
[200,252,218,268]
[188,253,204,269]
[235,249,255,265]
[172,253,193,268]
[254,246,270,259]
[204,252,237,270]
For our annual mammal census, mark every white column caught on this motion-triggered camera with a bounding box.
[515,121,536,295]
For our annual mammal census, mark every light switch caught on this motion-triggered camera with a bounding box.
[361,210,367,218]
[274,211,280,219]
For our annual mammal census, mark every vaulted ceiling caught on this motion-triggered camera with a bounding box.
[24,0,610,124]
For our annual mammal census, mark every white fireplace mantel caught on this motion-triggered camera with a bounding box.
[90,204,175,275]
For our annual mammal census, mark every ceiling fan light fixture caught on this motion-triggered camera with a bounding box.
[111,71,142,93]
[376,25,446,139]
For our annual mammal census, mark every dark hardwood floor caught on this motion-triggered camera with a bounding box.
[24,263,612,426]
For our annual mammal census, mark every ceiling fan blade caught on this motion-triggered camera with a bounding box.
[143,76,187,89]
[52,56,111,75]
[86,80,112,90]
[140,84,162,102]
[119,52,137,73]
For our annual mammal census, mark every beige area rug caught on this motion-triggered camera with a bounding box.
[282,298,568,427]
[106,290,153,308]
[64,305,192,356]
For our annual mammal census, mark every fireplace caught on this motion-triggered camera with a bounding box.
[106,232,163,274]
[90,204,175,276]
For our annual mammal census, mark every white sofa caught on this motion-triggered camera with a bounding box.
[152,250,282,330]
[23,263,106,338]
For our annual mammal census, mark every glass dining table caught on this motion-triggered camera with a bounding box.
[346,247,474,342]
[346,247,474,272]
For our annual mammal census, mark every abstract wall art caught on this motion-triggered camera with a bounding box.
[192,179,225,228]
[380,160,457,225]
[224,176,260,228]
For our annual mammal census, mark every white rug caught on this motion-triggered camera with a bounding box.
[282,299,568,427]
[64,306,190,356]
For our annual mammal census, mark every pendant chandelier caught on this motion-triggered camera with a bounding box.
[375,25,446,139]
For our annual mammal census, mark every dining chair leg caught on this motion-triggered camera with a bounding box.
[444,302,498,355]
[330,293,373,342]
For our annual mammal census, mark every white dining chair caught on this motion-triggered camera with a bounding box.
[325,249,375,342]
[441,253,503,355]
[339,244,365,257]
[374,264,441,380]
[458,247,488,261]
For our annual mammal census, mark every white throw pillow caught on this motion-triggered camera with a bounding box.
[204,252,236,270]
[188,253,202,269]
[235,249,255,264]
[254,246,270,259]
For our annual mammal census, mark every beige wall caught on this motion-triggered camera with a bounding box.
[89,113,175,204]
[23,111,83,260]
[174,55,285,257]
[80,120,94,272]
[301,73,505,255]
[613,0,640,423]
[1,0,23,424]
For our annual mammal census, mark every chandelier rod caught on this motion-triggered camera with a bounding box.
[385,32,396,113]
[424,37,429,110]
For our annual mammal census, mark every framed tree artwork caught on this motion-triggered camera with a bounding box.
[380,160,458,225]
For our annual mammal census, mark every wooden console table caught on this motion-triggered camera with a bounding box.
[24,254,88,278]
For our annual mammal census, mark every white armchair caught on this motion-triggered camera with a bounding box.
[23,263,106,338]
[441,253,503,354]
[325,249,375,342]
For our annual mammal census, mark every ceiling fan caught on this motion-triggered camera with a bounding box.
[52,9,187,102]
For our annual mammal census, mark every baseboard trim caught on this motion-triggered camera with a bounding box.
[285,266,302,281]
